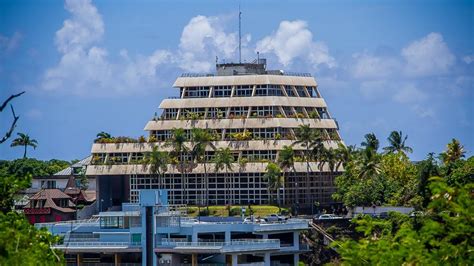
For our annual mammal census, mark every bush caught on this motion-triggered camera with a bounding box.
[229,207,241,216]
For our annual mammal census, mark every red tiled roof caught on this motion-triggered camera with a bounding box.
[25,189,76,213]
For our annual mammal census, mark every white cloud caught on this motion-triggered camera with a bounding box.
[351,53,401,79]
[42,0,172,96]
[462,55,474,64]
[0,32,22,54]
[178,15,249,73]
[393,84,427,104]
[256,20,335,68]
[402,32,455,76]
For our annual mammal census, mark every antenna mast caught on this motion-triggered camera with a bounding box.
[239,5,242,64]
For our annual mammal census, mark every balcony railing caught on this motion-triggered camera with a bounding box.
[157,239,280,252]
[56,241,141,248]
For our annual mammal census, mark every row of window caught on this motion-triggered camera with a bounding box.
[179,85,319,99]
[159,106,330,120]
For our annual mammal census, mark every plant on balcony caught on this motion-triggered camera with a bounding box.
[265,114,273,119]
[91,155,103,165]
[296,113,305,119]
[274,133,282,140]
[275,114,285,118]
[138,135,147,143]
[228,114,235,119]
[148,135,158,143]
[308,111,320,119]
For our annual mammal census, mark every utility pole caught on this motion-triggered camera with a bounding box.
[239,5,242,63]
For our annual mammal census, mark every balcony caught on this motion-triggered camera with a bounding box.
[55,241,141,252]
[156,239,280,253]
[253,219,309,232]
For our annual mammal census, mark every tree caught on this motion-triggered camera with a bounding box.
[417,153,439,208]
[278,145,295,205]
[331,177,473,265]
[144,146,169,189]
[356,148,381,180]
[319,147,338,173]
[10,133,38,159]
[335,142,356,170]
[383,130,413,155]
[0,212,64,265]
[165,128,189,203]
[0,91,24,144]
[213,148,234,205]
[264,163,284,206]
[95,131,111,142]
[361,133,379,151]
[293,125,318,204]
[191,128,216,206]
[440,138,465,165]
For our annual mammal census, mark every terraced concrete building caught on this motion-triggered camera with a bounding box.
[88,59,343,210]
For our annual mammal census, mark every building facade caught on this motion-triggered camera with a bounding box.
[87,60,343,210]
[38,190,309,266]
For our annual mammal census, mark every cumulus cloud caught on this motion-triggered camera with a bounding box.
[178,15,250,72]
[351,53,401,79]
[256,20,336,68]
[393,84,427,104]
[42,0,172,95]
[0,32,22,54]
[402,33,455,76]
[462,55,474,64]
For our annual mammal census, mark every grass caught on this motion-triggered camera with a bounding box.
[185,205,289,217]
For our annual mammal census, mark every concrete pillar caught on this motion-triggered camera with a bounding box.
[293,232,300,250]
[264,252,271,266]
[114,253,121,266]
[293,254,299,266]
[192,253,198,266]
[225,231,231,242]
[232,254,238,266]
[76,254,82,266]
[192,232,198,243]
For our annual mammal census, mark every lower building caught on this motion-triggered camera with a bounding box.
[37,190,309,266]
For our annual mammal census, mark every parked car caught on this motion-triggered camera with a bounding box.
[264,214,287,222]
[243,217,265,223]
[317,214,342,220]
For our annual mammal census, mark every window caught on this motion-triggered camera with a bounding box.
[214,86,232,97]
[100,216,124,228]
[162,108,178,119]
[235,85,252,97]
[295,86,308,97]
[183,86,210,98]
[41,180,56,189]
[131,233,141,244]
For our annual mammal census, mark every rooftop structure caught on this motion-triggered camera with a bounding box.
[38,190,309,266]
[87,59,343,211]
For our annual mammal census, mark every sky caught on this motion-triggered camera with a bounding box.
[0,0,472,161]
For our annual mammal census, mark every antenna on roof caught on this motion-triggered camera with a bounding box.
[239,4,242,64]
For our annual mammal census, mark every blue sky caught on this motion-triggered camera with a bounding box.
[0,0,472,161]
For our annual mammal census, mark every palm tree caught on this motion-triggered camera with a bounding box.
[440,138,465,165]
[361,133,379,151]
[95,131,111,142]
[165,128,189,204]
[191,128,216,207]
[264,163,284,207]
[334,142,356,170]
[293,125,317,205]
[278,145,295,205]
[10,133,37,158]
[319,147,338,173]
[144,146,170,189]
[383,130,413,154]
[213,148,234,205]
[357,148,381,179]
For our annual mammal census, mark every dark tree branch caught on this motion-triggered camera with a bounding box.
[0,91,24,144]
[0,91,25,112]
[0,105,20,144]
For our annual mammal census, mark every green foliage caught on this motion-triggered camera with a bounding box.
[10,133,38,159]
[331,178,474,265]
[0,158,70,179]
[0,212,64,265]
[0,174,30,213]
[229,207,242,216]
